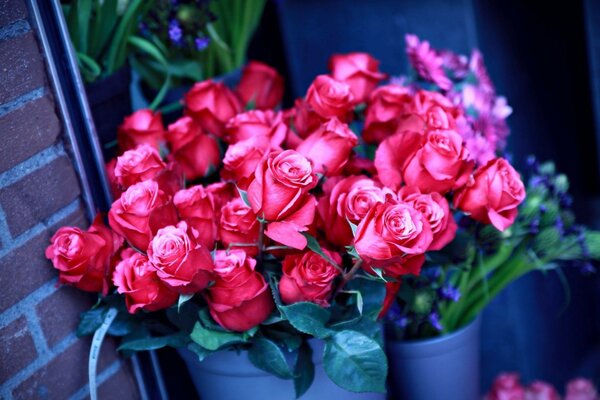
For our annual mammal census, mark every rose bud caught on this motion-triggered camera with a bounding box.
[296,117,358,177]
[305,75,354,119]
[363,85,412,144]
[222,136,271,190]
[184,80,242,137]
[379,281,402,319]
[317,175,391,247]
[398,186,457,251]
[236,60,284,110]
[485,373,525,400]
[525,381,560,400]
[219,198,260,256]
[224,110,288,147]
[329,52,387,104]
[455,158,526,231]
[173,185,217,248]
[247,150,318,250]
[292,98,324,139]
[117,109,165,152]
[354,200,433,269]
[279,249,341,306]
[205,250,274,332]
[166,116,221,180]
[45,215,123,293]
[148,221,214,294]
[108,180,178,250]
[565,378,598,400]
[113,248,177,313]
[114,144,166,190]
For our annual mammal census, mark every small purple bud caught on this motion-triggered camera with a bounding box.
[539,204,547,214]
[195,36,210,51]
[428,312,443,331]
[555,216,564,235]
[440,285,461,302]
[168,19,183,45]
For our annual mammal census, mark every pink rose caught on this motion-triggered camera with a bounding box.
[206,182,237,220]
[114,144,166,190]
[525,381,560,400]
[455,158,525,231]
[117,109,165,152]
[306,75,354,119]
[108,180,178,250]
[329,52,387,103]
[148,221,214,294]
[296,117,358,177]
[46,216,122,294]
[219,198,260,256]
[291,98,324,139]
[224,110,288,147]
[565,378,598,400]
[279,249,341,306]
[363,84,412,144]
[173,185,217,248]
[398,186,457,251]
[236,61,284,110]
[205,250,274,331]
[222,136,271,190]
[113,248,177,313]
[486,373,525,400]
[247,150,318,250]
[184,80,242,137]
[397,90,462,134]
[166,116,221,180]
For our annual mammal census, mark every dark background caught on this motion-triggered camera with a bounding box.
[163,0,600,396]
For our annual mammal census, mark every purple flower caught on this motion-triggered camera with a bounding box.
[405,34,452,90]
[440,285,461,302]
[168,19,183,45]
[428,311,443,331]
[195,36,210,51]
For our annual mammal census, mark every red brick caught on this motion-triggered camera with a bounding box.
[0,156,81,237]
[0,32,46,104]
[95,364,140,400]
[0,206,87,312]
[0,316,37,384]
[0,95,61,173]
[0,0,28,26]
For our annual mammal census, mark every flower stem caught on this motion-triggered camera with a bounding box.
[333,259,363,299]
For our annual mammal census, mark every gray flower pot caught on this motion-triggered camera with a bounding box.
[386,317,481,400]
[178,339,386,400]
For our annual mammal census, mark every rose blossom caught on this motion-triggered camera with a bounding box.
[206,182,237,220]
[329,52,387,103]
[114,144,166,190]
[219,198,260,256]
[108,180,178,250]
[173,185,217,248]
[148,221,214,294]
[485,373,525,400]
[398,186,457,251]
[236,60,284,110]
[397,90,463,134]
[113,248,177,313]
[565,378,598,400]
[454,158,526,231]
[305,75,354,119]
[183,80,242,137]
[525,381,560,400]
[405,34,452,90]
[318,175,390,247]
[221,136,271,190]
[379,281,401,319]
[247,150,318,250]
[363,84,412,144]
[296,117,358,176]
[292,98,324,139]
[117,109,165,152]
[166,116,221,180]
[224,110,288,147]
[205,250,274,331]
[45,216,122,293]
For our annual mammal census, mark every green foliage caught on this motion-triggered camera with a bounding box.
[293,342,315,399]
[248,338,295,379]
[118,332,188,351]
[279,302,332,339]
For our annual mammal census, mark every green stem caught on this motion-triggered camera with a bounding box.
[332,259,363,299]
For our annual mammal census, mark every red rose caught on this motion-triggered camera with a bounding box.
[108,180,178,250]
[306,75,354,119]
[114,144,166,190]
[152,161,184,197]
[455,158,525,231]
[45,215,122,293]
[486,373,525,400]
[318,175,391,247]
[148,221,214,294]
[113,248,177,313]
[117,109,165,152]
[343,154,377,176]
[296,117,358,177]
[379,280,401,319]
[525,381,560,400]
[363,85,412,143]
[291,98,324,139]
[354,200,433,269]
[222,136,271,190]
[375,129,474,193]
[329,52,387,104]
[219,198,260,256]
[206,182,237,220]
[205,250,274,331]
[279,249,341,306]
[173,185,217,248]
[248,150,318,250]
[236,61,284,110]
[224,110,288,147]
[184,80,242,137]
[398,186,457,251]
[397,90,462,134]
[565,378,598,400]
[166,116,221,180]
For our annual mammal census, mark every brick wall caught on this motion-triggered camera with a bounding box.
[0,1,139,399]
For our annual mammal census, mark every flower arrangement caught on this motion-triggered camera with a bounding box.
[485,373,598,400]
[45,33,600,398]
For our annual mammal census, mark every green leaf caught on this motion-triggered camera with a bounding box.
[301,233,340,269]
[118,333,188,351]
[294,342,315,398]
[341,290,363,315]
[236,186,251,207]
[77,307,107,337]
[206,23,231,52]
[323,330,387,393]
[280,302,332,339]
[187,342,214,362]
[178,293,194,312]
[347,278,386,320]
[89,0,118,59]
[107,313,137,336]
[190,322,247,351]
[166,302,201,333]
[347,218,358,236]
[248,338,294,379]
[76,0,92,54]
